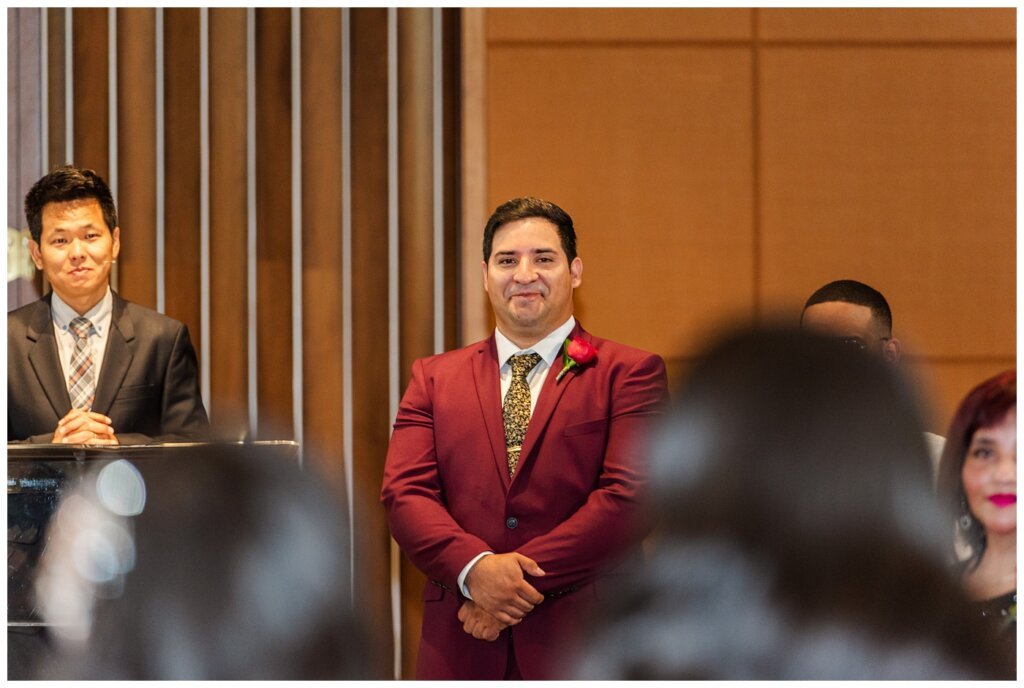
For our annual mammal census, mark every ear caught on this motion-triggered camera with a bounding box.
[111,227,121,260]
[481,260,489,294]
[883,337,901,364]
[28,239,44,271]
[569,256,582,288]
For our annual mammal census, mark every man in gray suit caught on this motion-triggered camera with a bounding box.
[8,165,208,444]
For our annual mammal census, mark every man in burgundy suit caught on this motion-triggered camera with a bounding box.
[381,197,668,679]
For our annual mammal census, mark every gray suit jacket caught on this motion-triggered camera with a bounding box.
[7,291,209,444]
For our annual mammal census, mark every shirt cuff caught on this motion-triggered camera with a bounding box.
[457,551,494,599]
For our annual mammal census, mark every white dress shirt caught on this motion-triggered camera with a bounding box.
[458,315,577,598]
[51,287,114,403]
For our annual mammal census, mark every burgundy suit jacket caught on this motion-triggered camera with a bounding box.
[381,323,668,679]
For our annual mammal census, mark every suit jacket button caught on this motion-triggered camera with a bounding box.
[505,516,518,529]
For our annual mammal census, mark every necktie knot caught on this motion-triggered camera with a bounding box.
[69,317,93,340]
[509,353,542,380]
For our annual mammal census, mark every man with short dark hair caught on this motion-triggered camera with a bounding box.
[8,165,209,444]
[801,279,901,363]
[800,279,944,471]
[382,197,668,679]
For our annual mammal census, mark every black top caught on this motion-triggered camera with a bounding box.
[973,589,1016,660]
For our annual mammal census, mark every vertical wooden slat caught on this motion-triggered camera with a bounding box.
[115,8,157,309]
[350,7,395,679]
[254,8,294,439]
[208,8,250,438]
[300,8,345,485]
[442,8,461,351]
[46,8,66,170]
[396,8,435,678]
[459,8,489,345]
[71,9,108,176]
[162,9,202,349]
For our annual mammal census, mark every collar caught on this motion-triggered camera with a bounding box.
[495,315,576,369]
[51,286,113,335]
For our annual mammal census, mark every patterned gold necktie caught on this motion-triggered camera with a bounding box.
[503,353,542,476]
[68,316,96,410]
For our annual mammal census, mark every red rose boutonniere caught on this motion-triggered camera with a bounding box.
[556,336,597,382]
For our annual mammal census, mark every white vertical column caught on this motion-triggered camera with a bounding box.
[340,6,355,600]
[387,9,401,680]
[246,8,258,434]
[108,9,119,290]
[291,8,304,461]
[155,9,165,312]
[40,9,48,174]
[432,8,444,355]
[64,8,72,164]
[199,8,211,409]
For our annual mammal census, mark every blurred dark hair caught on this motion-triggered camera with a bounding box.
[936,370,1016,571]
[573,326,1010,679]
[482,196,577,263]
[36,445,378,680]
[802,279,893,337]
[25,165,119,244]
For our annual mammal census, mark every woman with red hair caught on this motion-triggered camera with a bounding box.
[937,370,1016,653]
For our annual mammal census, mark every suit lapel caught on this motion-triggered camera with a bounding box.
[91,293,135,414]
[515,324,590,478]
[26,296,73,419]
[471,336,513,490]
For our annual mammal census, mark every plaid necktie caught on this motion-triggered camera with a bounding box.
[503,353,542,476]
[67,316,96,410]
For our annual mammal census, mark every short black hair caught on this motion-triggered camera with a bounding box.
[24,165,118,244]
[802,279,892,336]
[482,197,577,263]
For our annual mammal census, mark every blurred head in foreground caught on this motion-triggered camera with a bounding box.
[35,445,375,679]
[573,327,1010,679]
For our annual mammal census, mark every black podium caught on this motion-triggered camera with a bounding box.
[7,441,300,679]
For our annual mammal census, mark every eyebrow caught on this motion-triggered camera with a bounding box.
[494,248,557,256]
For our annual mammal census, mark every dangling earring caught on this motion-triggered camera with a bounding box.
[959,496,973,531]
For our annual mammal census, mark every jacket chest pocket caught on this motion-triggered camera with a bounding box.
[113,383,158,402]
[563,417,607,437]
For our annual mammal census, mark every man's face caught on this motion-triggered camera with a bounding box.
[482,217,582,346]
[801,300,899,362]
[29,198,120,314]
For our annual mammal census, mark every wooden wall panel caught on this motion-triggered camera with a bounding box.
[759,8,1016,42]
[474,7,1015,437]
[905,360,1018,435]
[299,8,345,484]
[487,45,755,355]
[350,8,395,677]
[71,9,109,178]
[488,8,752,42]
[254,8,294,439]
[162,9,202,360]
[758,47,1016,360]
[115,8,157,309]
[208,8,250,437]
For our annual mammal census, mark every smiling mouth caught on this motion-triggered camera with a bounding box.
[988,494,1017,508]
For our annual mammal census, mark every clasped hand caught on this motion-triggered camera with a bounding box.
[52,408,119,445]
[464,552,545,626]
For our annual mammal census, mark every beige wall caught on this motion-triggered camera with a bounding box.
[465,7,1015,433]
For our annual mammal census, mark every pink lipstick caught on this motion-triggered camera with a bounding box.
[988,494,1017,508]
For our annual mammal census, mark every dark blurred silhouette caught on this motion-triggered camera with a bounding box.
[937,370,1016,660]
[572,326,1012,680]
[33,445,378,680]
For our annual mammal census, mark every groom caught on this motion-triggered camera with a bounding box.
[381,197,667,679]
